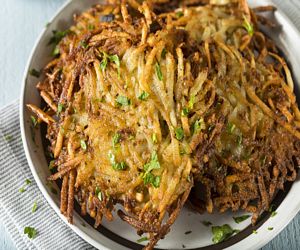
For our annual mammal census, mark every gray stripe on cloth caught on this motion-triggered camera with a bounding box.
[0,101,95,250]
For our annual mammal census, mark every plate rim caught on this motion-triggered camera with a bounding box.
[19,1,300,250]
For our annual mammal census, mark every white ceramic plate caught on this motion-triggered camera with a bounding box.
[20,0,300,249]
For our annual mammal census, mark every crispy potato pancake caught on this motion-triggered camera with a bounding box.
[28,0,300,248]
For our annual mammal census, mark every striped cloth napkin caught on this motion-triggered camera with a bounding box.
[0,101,94,250]
[1,1,300,249]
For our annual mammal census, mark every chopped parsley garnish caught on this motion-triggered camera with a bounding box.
[211,224,238,244]
[142,151,161,188]
[268,227,274,231]
[88,24,95,30]
[252,230,258,234]
[48,160,55,170]
[185,230,192,235]
[188,95,195,109]
[100,56,108,71]
[202,220,212,227]
[48,30,70,56]
[116,95,131,106]
[4,134,13,141]
[24,226,37,239]
[181,107,189,117]
[31,116,38,127]
[80,139,87,151]
[95,187,103,201]
[155,62,163,81]
[32,201,38,213]
[109,54,121,77]
[99,52,120,76]
[175,127,184,141]
[108,152,128,171]
[29,69,41,78]
[57,103,64,116]
[112,161,127,171]
[80,40,88,49]
[227,122,236,133]
[137,236,149,243]
[271,211,277,217]
[19,179,31,193]
[268,204,275,212]
[161,48,167,59]
[193,118,206,134]
[138,91,149,101]
[144,173,161,188]
[233,214,251,224]
[242,15,254,36]
[112,133,121,148]
[152,133,158,143]
[176,11,184,18]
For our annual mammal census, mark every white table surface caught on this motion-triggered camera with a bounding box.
[1,0,300,249]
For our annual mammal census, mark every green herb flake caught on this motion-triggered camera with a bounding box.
[24,226,37,239]
[100,57,108,71]
[32,201,38,213]
[138,91,149,101]
[202,220,212,227]
[80,40,88,49]
[57,103,64,116]
[175,127,184,141]
[112,133,121,148]
[142,151,161,188]
[137,236,149,243]
[29,69,41,78]
[155,62,163,81]
[48,160,55,170]
[116,95,131,106]
[19,187,25,193]
[31,116,38,127]
[143,172,161,188]
[161,48,167,59]
[227,122,236,133]
[252,230,258,234]
[271,211,277,217]
[4,134,13,141]
[268,227,274,231]
[52,46,60,56]
[112,161,128,171]
[25,179,32,185]
[268,204,275,212]
[95,187,103,201]
[188,95,195,109]
[211,224,237,244]
[80,139,87,151]
[108,54,121,77]
[88,24,95,30]
[181,107,190,117]
[176,11,184,18]
[48,30,69,46]
[233,214,251,224]
[108,152,127,171]
[193,118,206,134]
[143,152,160,174]
[242,15,254,36]
[152,133,158,144]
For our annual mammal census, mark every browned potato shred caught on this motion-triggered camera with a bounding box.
[27,0,300,248]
